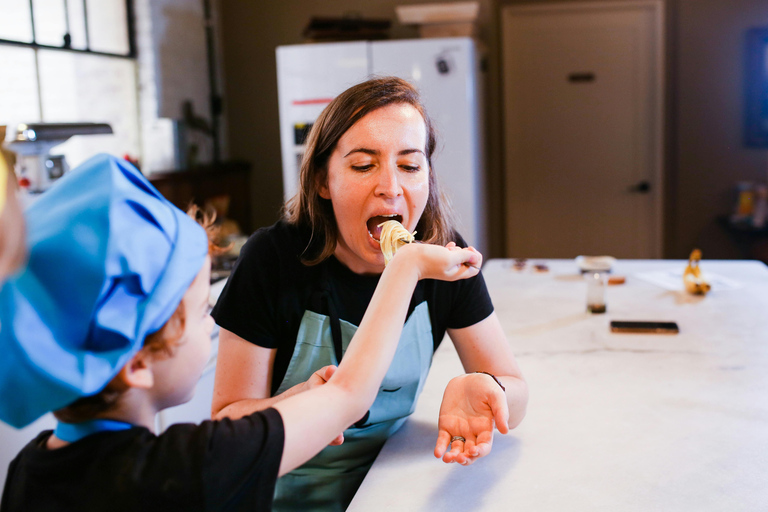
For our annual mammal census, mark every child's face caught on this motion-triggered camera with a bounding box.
[151,256,214,409]
[320,103,430,274]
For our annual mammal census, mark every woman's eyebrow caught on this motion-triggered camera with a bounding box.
[344,148,378,157]
[343,148,425,157]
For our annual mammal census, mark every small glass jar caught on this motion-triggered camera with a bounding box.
[586,272,607,313]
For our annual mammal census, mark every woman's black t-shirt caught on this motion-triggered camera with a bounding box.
[212,220,494,395]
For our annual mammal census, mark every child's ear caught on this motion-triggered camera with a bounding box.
[116,350,154,390]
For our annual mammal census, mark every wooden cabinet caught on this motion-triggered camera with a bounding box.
[149,161,252,234]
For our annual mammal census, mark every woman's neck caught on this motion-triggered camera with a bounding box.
[333,246,385,276]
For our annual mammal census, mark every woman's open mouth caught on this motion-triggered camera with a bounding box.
[366,214,403,242]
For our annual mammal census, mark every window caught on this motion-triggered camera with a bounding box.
[0,0,140,169]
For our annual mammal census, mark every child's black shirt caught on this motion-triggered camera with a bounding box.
[0,408,284,511]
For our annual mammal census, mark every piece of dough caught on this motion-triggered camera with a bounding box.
[378,220,415,265]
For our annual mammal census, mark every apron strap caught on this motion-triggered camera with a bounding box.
[320,263,369,428]
[325,294,344,365]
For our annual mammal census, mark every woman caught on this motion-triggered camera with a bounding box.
[212,77,528,511]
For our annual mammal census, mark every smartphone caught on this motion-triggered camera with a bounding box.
[610,320,679,334]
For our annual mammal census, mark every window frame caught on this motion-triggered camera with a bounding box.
[0,0,136,60]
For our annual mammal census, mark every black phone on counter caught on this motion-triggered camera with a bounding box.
[610,320,679,334]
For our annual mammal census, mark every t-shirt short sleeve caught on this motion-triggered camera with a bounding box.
[212,227,282,348]
[198,407,285,511]
[443,270,494,330]
[429,231,494,333]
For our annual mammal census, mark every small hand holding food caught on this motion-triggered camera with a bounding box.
[434,373,509,466]
[392,242,482,282]
[380,220,482,280]
[304,365,345,445]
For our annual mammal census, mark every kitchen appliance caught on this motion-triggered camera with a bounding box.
[276,37,487,254]
[5,122,113,193]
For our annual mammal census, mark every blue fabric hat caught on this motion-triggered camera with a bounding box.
[0,154,208,428]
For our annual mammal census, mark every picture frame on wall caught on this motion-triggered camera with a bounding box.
[745,27,768,147]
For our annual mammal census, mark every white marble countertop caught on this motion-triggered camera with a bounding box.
[348,259,768,511]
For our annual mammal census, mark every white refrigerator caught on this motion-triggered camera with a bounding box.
[276,37,487,254]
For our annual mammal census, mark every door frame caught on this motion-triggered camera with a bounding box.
[501,0,665,258]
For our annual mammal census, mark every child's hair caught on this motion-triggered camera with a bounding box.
[53,206,221,423]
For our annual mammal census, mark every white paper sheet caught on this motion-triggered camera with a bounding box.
[634,268,743,292]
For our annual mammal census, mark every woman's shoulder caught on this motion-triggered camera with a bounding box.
[427,230,488,296]
[245,218,307,245]
[449,230,470,249]
[240,219,312,262]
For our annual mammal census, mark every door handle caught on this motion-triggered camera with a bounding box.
[628,180,651,193]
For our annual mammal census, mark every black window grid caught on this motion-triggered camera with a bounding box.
[0,0,136,60]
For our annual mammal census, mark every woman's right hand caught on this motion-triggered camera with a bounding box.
[392,242,482,282]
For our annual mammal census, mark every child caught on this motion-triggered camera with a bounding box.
[0,154,483,511]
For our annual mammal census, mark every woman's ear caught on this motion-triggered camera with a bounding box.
[115,350,154,390]
[316,169,331,200]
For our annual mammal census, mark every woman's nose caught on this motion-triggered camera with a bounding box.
[375,163,402,198]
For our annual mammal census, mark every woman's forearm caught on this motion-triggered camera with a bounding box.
[213,382,305,421]
[497,375,529,430]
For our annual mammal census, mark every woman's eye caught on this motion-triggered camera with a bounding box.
[351,164,374,171]
[400,165,420,172]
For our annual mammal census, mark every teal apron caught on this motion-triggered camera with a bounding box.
[271,278,434,512]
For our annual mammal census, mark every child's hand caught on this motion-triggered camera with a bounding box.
[392,242,482,282]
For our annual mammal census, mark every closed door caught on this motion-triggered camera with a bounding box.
[502,1,663,258]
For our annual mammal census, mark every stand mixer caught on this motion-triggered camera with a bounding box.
[5,123,113,193]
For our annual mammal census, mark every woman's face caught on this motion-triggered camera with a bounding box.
[320,103,430,275]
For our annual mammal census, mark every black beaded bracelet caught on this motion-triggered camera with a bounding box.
[475,371,505,392]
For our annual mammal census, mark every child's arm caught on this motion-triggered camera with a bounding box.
[272,243,481,476]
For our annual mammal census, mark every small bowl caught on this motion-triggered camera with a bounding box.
[575,255,616,273]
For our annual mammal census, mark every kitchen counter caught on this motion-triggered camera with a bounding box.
[348,259,768,511]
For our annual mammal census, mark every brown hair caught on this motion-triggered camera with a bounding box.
[54,207,219,423]
[284,76,455,265]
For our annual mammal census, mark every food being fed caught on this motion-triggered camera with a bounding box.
[378,220,415,265]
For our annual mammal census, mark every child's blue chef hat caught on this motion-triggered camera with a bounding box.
[0,154,208,428]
